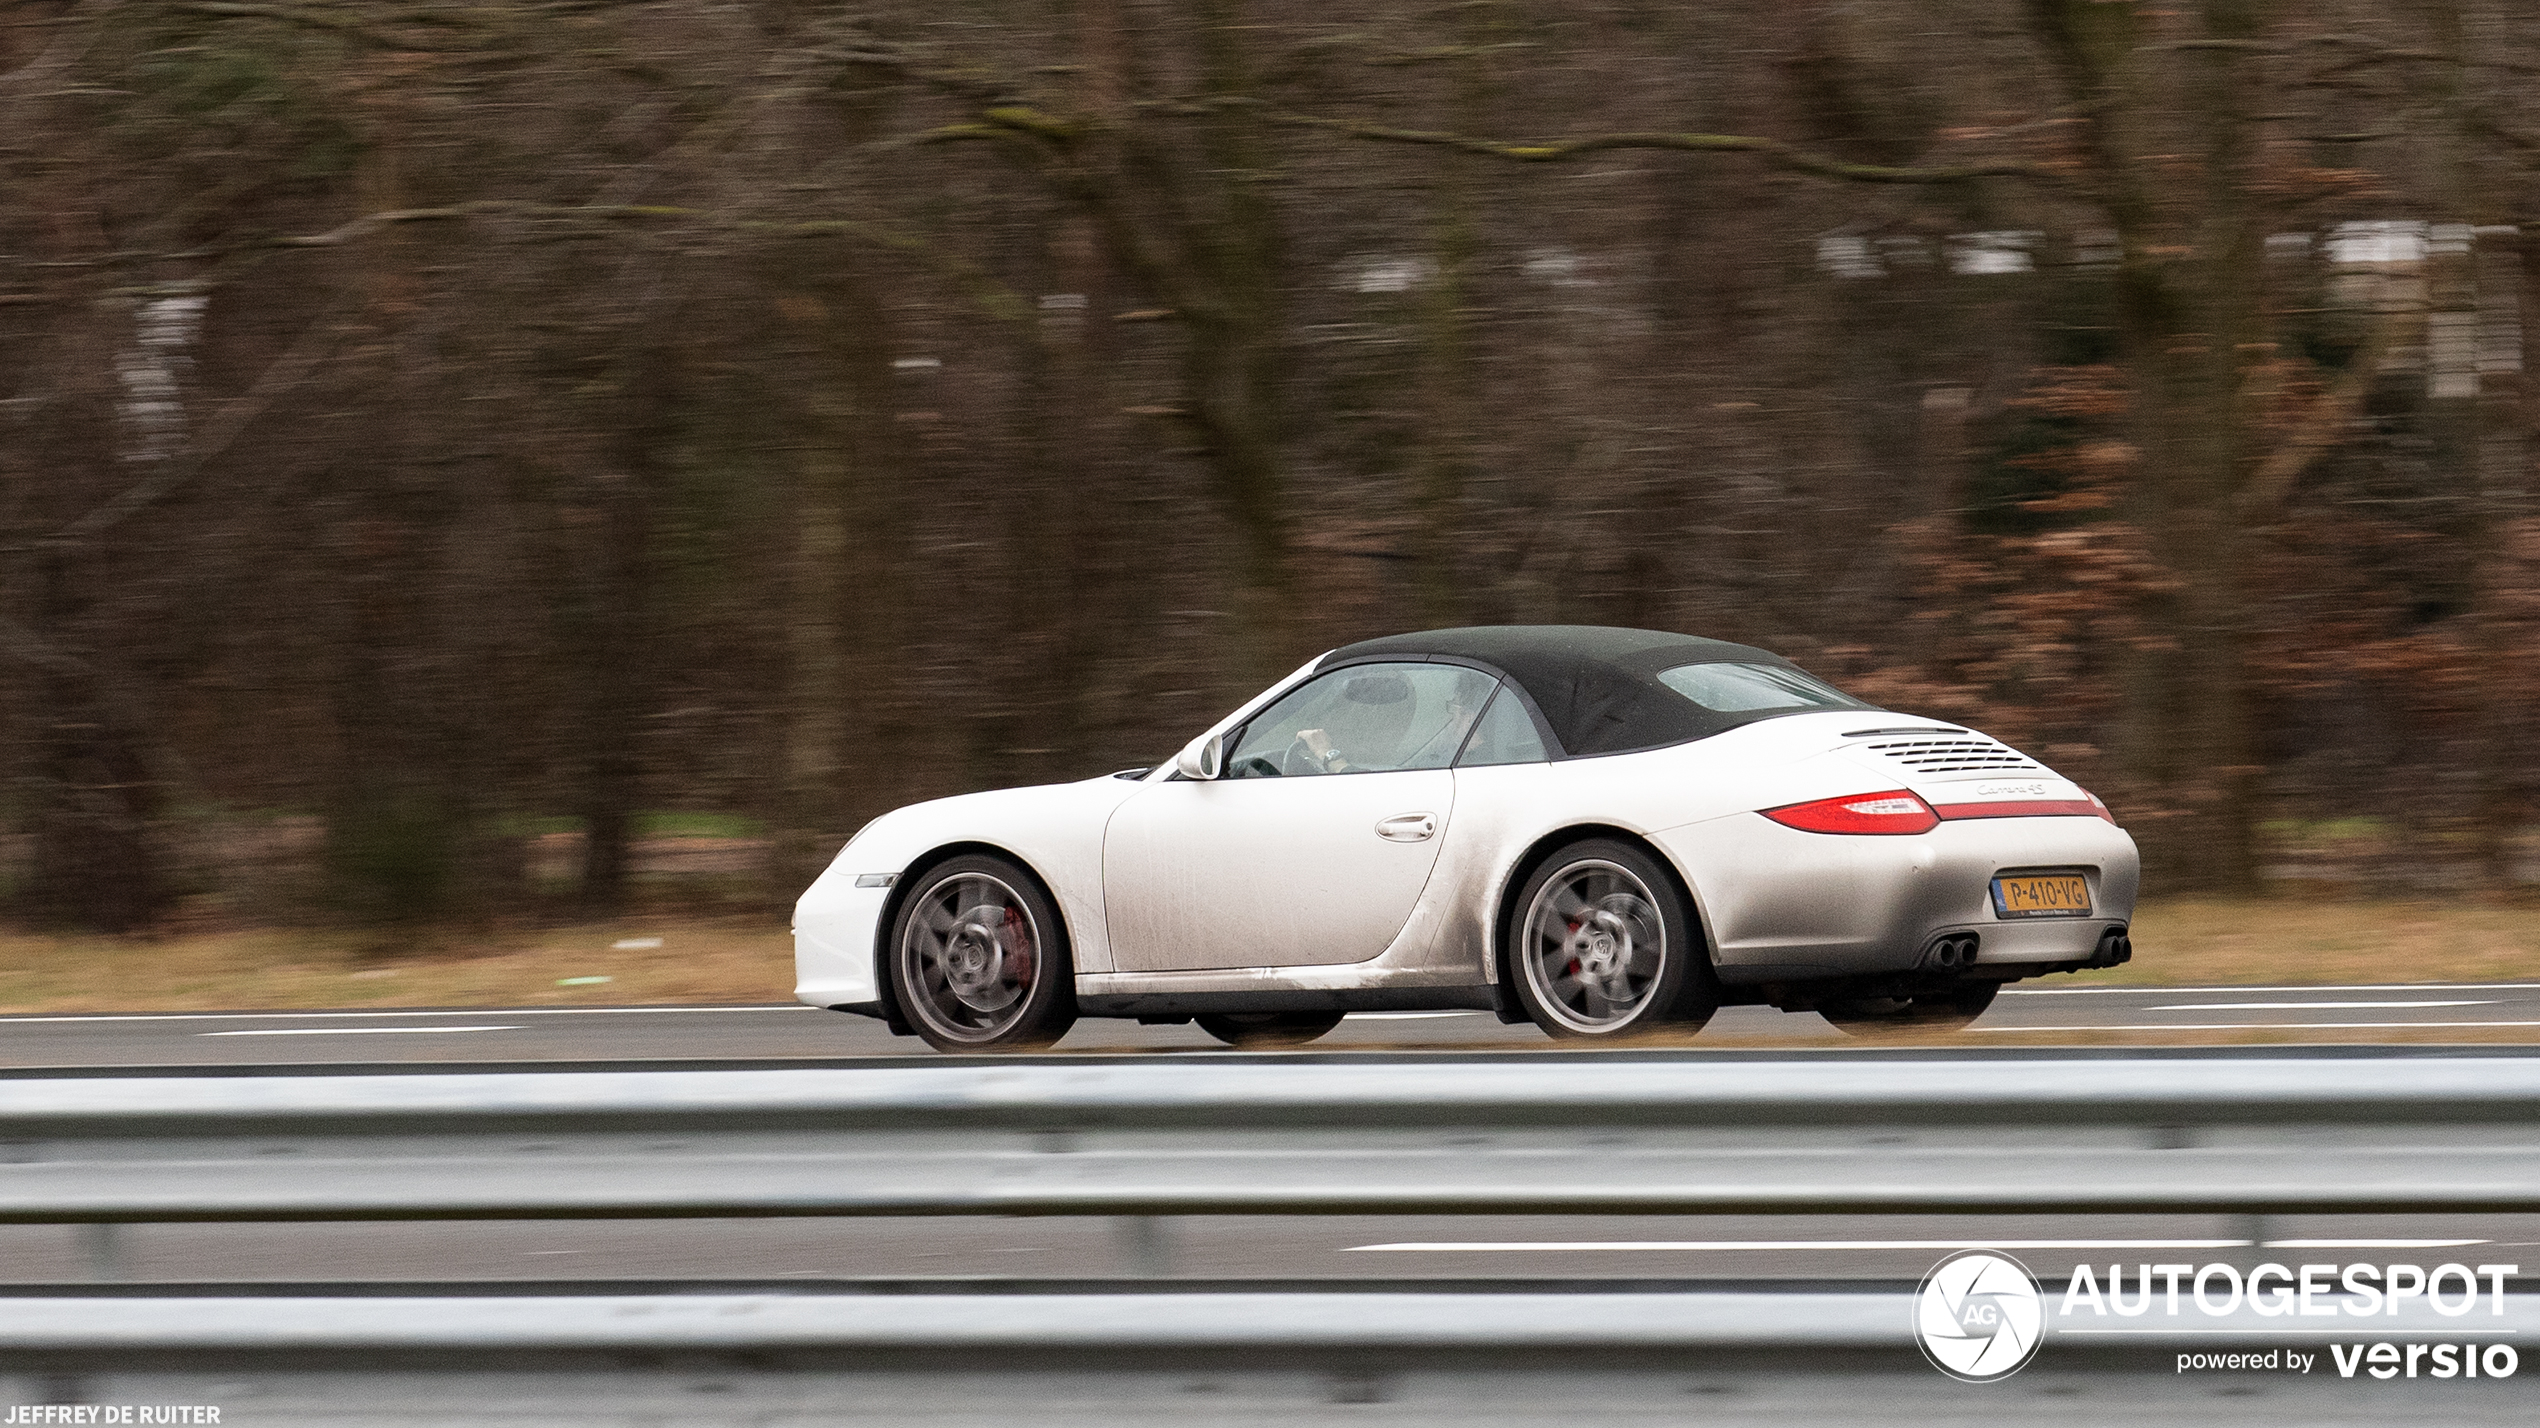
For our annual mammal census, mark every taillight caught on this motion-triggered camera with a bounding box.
[1760,789,1940,835]
[2082,789,2117,824]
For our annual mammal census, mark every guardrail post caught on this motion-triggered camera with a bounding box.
[2229,1212,2273,1272]
[1110,1216,1175,1277]
[77,1223,124,1282]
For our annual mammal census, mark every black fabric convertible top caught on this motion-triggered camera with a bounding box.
[1321,625,1858,758]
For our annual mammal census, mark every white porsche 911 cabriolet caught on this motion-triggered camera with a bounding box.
[794,625,2138,1050]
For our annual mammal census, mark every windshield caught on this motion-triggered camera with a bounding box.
[1655,661,1865,715]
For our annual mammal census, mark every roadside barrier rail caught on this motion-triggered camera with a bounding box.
[4,1287,2525,1351]
[4,1055,2539,1223]
[6,1054,2538,1420]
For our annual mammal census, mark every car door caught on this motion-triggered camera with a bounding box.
[1102,662,1498,972]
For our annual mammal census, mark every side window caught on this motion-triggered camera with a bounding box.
[1455,686,1551,767]
[1224,663,1498,777]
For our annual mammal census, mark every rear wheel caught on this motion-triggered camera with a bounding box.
[1819,983,1999,1036]
[1195,1011,1346,1048]
[888,854,1077,1052]
[1507,838,1718,1040]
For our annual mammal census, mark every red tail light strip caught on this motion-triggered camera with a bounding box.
[1759,790,1939,835]
[1763,790,2120,835]
[1934,799,2107,821]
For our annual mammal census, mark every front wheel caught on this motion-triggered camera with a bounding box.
[1819,983,1998,1036]
[888,854,1077,1052]
[1507,839,1718,1040]
[1195,1011,1346,1048]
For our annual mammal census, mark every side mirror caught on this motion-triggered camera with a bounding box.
[1174,732,1225,780]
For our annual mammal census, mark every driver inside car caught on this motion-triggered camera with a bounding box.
[1288,671,1417,774]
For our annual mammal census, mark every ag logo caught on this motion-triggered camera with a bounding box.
[1915,1250,2044,1382]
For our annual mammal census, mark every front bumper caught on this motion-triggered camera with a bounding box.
[1651,812,2141,984]
[792,868,894,1011]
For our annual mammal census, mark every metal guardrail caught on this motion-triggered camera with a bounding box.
[5,1056,2540,1224]
[0,1290,1900,1350]
[19,1290,2532,1427]
[4,1288,2524,1351]
[5,1056,2537,1420]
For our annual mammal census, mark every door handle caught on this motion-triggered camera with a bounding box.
[1375,812,1438,842]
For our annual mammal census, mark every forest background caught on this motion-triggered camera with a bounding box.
[3,0,2537,958]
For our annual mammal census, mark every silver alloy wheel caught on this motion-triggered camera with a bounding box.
[899,871,1042,1044]
[1518,857,1666,1033]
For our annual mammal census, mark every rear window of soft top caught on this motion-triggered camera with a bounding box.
[1654,661,1864,715]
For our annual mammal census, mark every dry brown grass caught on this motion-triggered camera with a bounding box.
[2102,896,2540,987]
[0,896,2531,1017]
[0,917,794,1015]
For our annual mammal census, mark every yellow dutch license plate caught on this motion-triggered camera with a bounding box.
[1992,873,2092,918]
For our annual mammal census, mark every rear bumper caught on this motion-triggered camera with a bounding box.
[1652,812,2141,983]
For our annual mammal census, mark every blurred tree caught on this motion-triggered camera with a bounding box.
[3,0,2536,933]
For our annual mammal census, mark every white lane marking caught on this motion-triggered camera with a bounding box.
[1347,1237,2490,1254]
[1346,1239,2258,1253]
[2005,983,2540,995]
[3,1006,817,1025]
[1348,1011,1482,1020]
[2149,1000,2501,1011]
[2265,1239,2491,1249]
[1981,1020,2540,1032]
[2064,1328,2521,1336]
[200,1026,524,1037]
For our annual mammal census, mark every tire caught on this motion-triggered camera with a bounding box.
[1506,838,1718,1040]
[1195,1011,1346,1049]
[887,854,1077,1052]
[1819,983,1998,1037]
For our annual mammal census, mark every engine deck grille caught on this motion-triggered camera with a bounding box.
[1862,736,2042,775]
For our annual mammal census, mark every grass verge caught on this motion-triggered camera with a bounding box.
[0,917,794,1015]
[2103,896,2540,988]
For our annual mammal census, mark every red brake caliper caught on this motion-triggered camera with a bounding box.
[1004,906,1034,983]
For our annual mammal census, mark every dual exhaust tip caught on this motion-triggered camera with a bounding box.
[1922,925,2129,971]
[1923,933,1981,969]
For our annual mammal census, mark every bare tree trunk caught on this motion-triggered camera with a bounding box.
[1408,9,1503,630]
[5,98,171,933]
[575,462,653,914]
[772,374,851,892]
[2434,0,2533,891]
[1130,0,1296,678]
[2034,0,2273,890]
[321,124,487,929]
[24,551,165,933]
[768,251,912,887]
[2466,229,2529,890]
